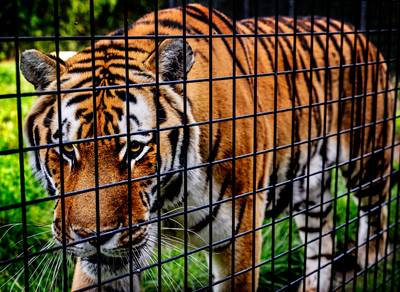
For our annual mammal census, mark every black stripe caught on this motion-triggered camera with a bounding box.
[241,19,276,72]
[208,127,221,165]
[153,89,167,123]
[114,90,137,103]
[74,55,138,65]
[303,203,333,218]
[33,127,42,171]
[46,53,66,66]
[235,200,247,235]
[308,254,333,260]
[298,225,324,233]
[70,76,93,89]
[327,20,354,56]
[179,125,189,167]
[76,124,84,139]
[66,93,92,106]
[313,20,344,64]
[129,114,140,126]
[213,9,254,79]
[190,177,230,232]
[213,197,248,252]
[168,128,180,170]
[85,125,94,138]
[136,19,200,36]
[80,44,148,54]
[44,149,56,196]
[138,191,149,209]
[185,5,248,76]
[294,17,324,83]
[163,174,183,202]
[104,112,114,136]
[111,106,123,120]
[43,107,54,144]
[68,65,102,74]
[351,54,364,159]
[25,97,56,146]
[43,106,54,128]
[260,19,302,145]
[107,63,152,76]
[312,19,334,134]
[74,108,87,120]
[287,19,323,138]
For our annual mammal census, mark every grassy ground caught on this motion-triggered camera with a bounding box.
[0,60,399,291]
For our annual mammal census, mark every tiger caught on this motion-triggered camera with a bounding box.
[20,3,394,292]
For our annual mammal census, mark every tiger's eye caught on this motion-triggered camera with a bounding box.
[63,144,75,154]
[130,142,142,154]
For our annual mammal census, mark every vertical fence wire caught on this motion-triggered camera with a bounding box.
[181,1,189,290]
[251,0,259,290]
[153,1,162,290]
[350,0,370,289]
[88,0,103,289]
[370,0,386,289]
[52,0,69,290]
[341,0,359,288]
[271,0,280,289]
[231,0,237,290]
[207,0,214,290]
[13,0,29,290]
[303,0,316,290]
[360,0,381,288]
[379,0,395,287]
[330,0,346,289]
[122,0,135,290]
[288,0,298,289]
[317,1,331,290]
[388,3,400,289]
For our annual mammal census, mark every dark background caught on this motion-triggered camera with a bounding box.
[0,0,399,63]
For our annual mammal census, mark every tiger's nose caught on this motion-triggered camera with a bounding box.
[73,228,117,247]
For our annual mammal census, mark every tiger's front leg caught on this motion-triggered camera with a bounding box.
[293,177,334,292]
[211,196,265,292]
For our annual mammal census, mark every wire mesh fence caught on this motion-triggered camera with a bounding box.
[0,0,399,291]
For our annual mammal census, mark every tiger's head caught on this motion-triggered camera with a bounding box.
[21,39,201,279]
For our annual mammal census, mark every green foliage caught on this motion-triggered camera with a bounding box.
[0,61,57,290]
[0,0,168,60]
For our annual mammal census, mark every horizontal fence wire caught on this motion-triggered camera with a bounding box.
[0,0,399,291]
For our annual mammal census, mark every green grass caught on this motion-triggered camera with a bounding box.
[0,60,399,291]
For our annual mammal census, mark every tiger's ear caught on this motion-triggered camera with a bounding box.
[145,39,195,81]
[20,49,66,90]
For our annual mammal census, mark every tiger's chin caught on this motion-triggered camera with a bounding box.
[80,256,125,280]
[78,254,142,291]
[79,249,144,281]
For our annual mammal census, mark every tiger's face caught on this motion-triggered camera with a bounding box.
[21,39,197,279]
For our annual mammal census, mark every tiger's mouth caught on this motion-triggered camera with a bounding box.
[78,237,151,278]
[83,254,127,268]
[80,243,146,264]
[80,249,144,279]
